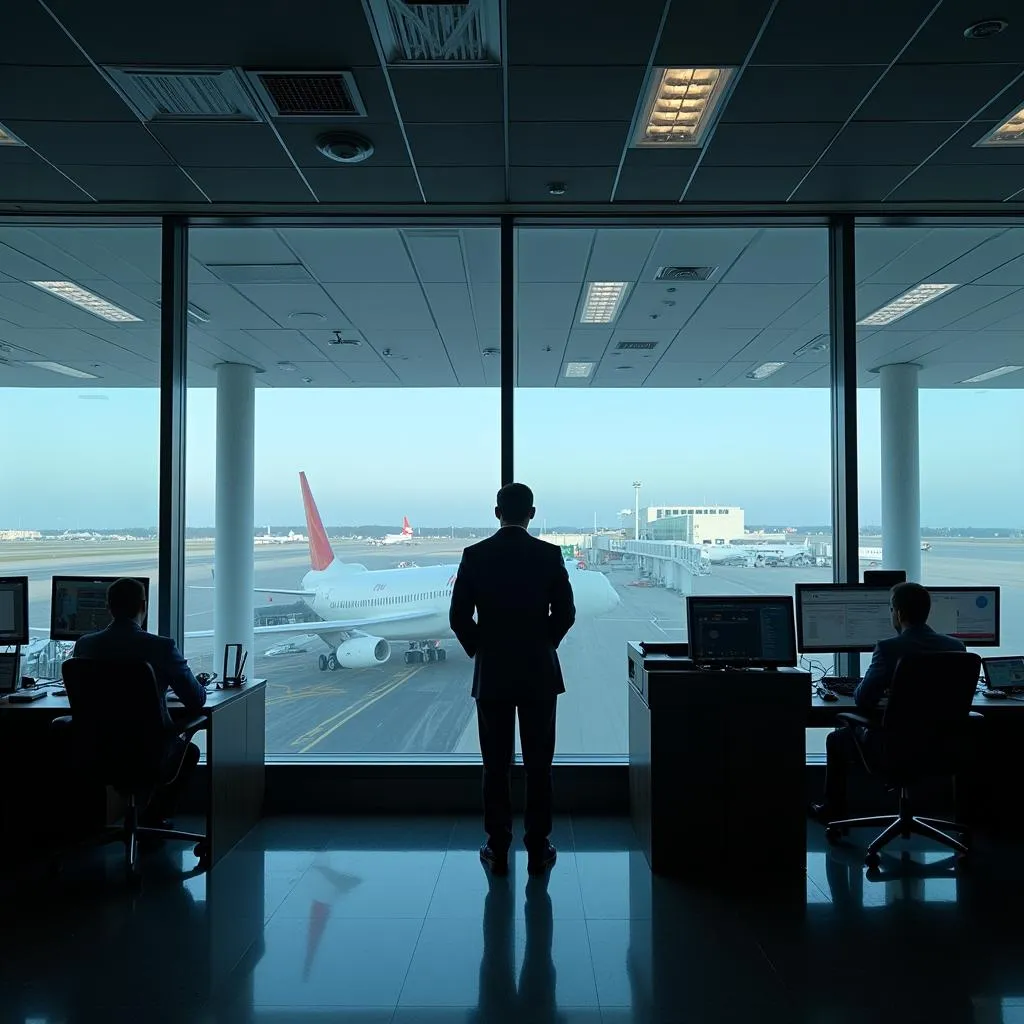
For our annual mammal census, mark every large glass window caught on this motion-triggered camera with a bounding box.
[0,223,161,680]
[183,225,499,759]
[514,225,834,757]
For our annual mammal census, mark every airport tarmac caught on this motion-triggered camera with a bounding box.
[2,537,1022,759]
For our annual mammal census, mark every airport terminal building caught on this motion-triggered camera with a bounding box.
[642,505,745,544]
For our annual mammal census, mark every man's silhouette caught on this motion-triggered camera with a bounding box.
[450,483,576,876]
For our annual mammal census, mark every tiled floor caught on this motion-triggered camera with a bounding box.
[4,815,1024,1023]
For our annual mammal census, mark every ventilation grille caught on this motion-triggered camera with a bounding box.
[615,341,658,351]
[246,71,366,117]
[655,266,716,281]
[368,0,501,65]
[102,67,264,121]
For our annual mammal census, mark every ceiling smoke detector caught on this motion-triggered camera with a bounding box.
[316,132,374,164]
[964,19,1008,38]
[655,266,716,282]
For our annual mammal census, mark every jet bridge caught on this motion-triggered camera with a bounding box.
[585,536,710,593]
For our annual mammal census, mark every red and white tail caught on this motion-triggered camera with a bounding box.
[402,515,413,537]
[299,472,335,572]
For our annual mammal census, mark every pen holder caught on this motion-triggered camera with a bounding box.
[222,644,248,688]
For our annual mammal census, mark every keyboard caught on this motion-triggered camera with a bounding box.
[824,676,860,697]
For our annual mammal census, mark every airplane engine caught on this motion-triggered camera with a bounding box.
[335,637,391,669]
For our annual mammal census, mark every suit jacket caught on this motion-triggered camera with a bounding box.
[854,623,966,710]
[449,526,576,701]
[74,619,208,717]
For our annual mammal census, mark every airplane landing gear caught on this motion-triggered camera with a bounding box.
[327,653,339,671]
[404,641,447,665]
[318,654,328,672]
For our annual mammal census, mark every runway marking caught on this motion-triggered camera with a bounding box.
[295,666,426,754]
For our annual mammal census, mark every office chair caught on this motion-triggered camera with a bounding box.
[825,651,982,868]
[59,658,209,878]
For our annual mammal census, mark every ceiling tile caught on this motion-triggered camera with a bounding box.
[792,164,919,202]
[277,120,413,168]
[509,122,629,166]
[928,122,1024,164]
[0,5,92,66]
[510,166,616,202]
[2,121,173,166]
[855,64,1024,122]
[683,165,806,202]
[509,68,647,122]
[407,124,504,167]
[186,167,314,203]
[613,164,690,202]
[151,123,292,168]
[57,165,208,203]
[703,123,840,166]
[886,164,1024,201]
[820,121,959,165]
[302,166,423,202]
[722,67,883,123]
[0,67,135,122]
[899,0,1024,64]
[418,167,505,203]
[0,160,91,201]
[722,230,827,283]
[391,69,504,124]
[656,1,775,66]
[323,283,433,331]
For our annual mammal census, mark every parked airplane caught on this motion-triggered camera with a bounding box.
[370,517,414,546]
[254,526,307,546]
[189,473,621,672]
[700,540,814,567]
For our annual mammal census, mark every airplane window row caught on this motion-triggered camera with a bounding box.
[332,589,453,611]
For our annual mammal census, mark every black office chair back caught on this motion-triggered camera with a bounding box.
[61,658,168,795]
[880,651,981,781]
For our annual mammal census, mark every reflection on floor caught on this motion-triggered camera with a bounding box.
[4,816,1024,1023]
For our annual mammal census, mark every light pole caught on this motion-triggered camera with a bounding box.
[633,481,642,542]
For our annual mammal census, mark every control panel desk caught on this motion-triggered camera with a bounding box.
[0,680,266,867]
[627,643,808,877]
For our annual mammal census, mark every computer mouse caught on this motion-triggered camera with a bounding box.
[982,688,1008,700]
[821,689,839,702]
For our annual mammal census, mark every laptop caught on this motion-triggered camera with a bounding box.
[981,656,1024,694]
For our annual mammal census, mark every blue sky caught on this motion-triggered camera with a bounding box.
[0,386,1020,529]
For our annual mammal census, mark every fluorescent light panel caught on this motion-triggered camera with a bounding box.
[29,281,142,323]
[792,334,829,357]
[564,362,595,378]
[26,361,99,379]
[857,283,957,327]
[633,67,734,148]
[976,103,1024,146]
[961,365,1023,383]
[746,361,786,380]
[580,282,629,324]
[0,122,26,146]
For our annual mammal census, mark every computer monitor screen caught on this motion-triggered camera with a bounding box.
[686,596,797,668]
[50,576,150,641]
[927,587,1000,646]
[0,576,29,647]
[983,657,1024,689]
[796,584,893,653]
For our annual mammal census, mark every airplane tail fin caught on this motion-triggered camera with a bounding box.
[402,515,413,537]
[299,472,335,571]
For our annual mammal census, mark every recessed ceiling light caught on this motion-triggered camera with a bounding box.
[288,311,327,324]
[960,365,1023,383]
[746,361,786,381]
[301,376,314,384]
[277,361,297,372]
[580,282,629,324]
[977,101,1024,146]
[481,347,499,357]
[632,67,735,148]
[793,334,830,357]
[564,362,595,378]
[29,281,143,323]
[547,181,567,196]
[857,283,957,326]
[186,304,210,323]
[964,18,1008,39]
[26,361,99,379]
[0,122,26,146]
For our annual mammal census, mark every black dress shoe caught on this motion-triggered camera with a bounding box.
[808,802,846,823]
[480,843,509,875]
[527,842,557,875]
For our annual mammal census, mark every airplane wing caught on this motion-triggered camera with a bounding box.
[184,608,432,640]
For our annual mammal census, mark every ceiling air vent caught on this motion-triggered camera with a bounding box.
[367,0,501,65]
[245,71,366,118]
[101,67,264,121]
[614,341,658,351]
[655,266,717,282]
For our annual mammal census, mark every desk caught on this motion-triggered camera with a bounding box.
[0,680,266,867]
[808,690,1024,727]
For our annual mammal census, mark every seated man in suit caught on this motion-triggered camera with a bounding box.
[811,581,966,821]
[74,577,207,825]
[450,482,576,876]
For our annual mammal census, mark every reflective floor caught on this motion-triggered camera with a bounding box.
[4,815,1024,1023]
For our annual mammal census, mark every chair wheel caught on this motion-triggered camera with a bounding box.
[864,851,881,869]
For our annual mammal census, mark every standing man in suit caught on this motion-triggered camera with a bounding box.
[811,581,966,820]
[74,577,207,825]
[450,483,576,875]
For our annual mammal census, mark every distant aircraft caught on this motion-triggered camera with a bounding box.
[188,472,621,672]
[370,517,414,546]
[255,526,307,546]
[701,540,814,568]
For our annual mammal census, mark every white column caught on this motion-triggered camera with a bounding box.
[215,363,256,674]
[879,363,921,582]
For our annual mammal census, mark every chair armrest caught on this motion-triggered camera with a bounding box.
[836,711,874,729]
[176,715,207,741]
[968,711,984,720]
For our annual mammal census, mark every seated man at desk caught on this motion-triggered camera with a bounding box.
[811,582,965,821]
[74,577,207,826]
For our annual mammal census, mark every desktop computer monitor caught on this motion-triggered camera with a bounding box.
[50,576,150,641]
[795,583,1001,652]
[864,569,906,587]
[927,587,999,646]
[0,576,29,647]
[685,595,797,668]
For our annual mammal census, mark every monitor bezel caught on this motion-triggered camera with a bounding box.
[0,575,30,647]
[685,594,798,668]
[795,583,893,654]
[49,576,150,642]
[927,586,1000,648]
